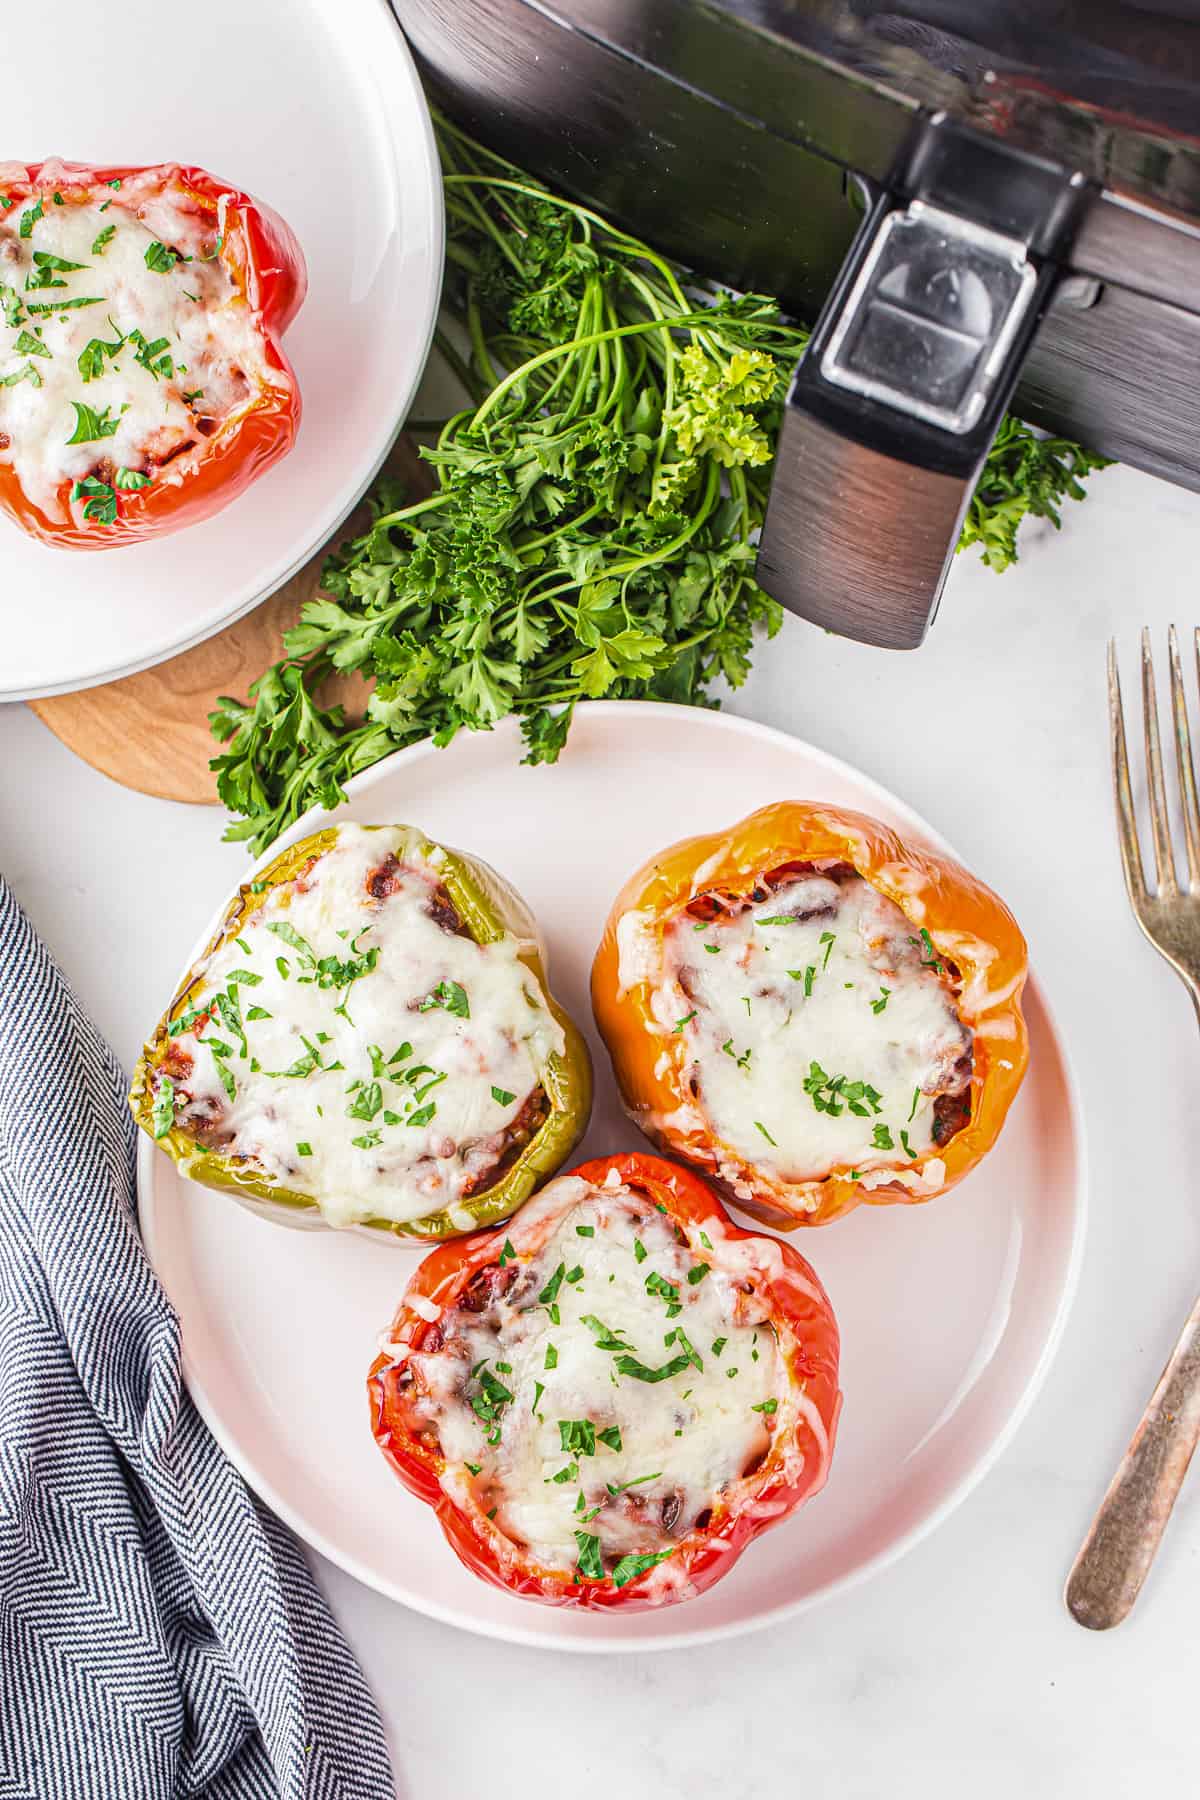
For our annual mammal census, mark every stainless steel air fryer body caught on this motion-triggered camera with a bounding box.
[390,0,1200,647]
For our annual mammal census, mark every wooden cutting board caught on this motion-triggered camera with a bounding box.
[27,436,430,804]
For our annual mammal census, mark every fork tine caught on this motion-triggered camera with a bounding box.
[1109,641,1147,904]
[1141,628,1178,896]
[1168,624,1200,890]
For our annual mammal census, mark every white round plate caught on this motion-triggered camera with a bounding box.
[138,704,1086,1651]
[1,0,441,702]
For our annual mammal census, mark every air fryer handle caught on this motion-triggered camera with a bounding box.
[756,120,1089,649]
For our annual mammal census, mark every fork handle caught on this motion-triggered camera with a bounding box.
[1066,1291,1200,1629]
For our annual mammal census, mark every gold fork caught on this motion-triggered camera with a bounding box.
[1066,627,1200,1630]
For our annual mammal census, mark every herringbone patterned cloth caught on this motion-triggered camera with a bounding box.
[0,877,395,1800]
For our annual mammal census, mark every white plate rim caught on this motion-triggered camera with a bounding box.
[3,0,444,704]
[138,701,1088,1653]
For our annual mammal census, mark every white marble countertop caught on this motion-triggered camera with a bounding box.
[4,459,1199,1797]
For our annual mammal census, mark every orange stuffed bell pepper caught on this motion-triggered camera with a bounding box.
[0,158,305,547]
[368,1153,841,1611]
[591,802,1028,1230]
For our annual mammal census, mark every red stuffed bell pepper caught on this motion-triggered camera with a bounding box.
[592,801,1029,1230]
[0,158,305,547]
[368,1153,841,1612]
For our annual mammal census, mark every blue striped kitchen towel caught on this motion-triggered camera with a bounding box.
[0,875,395,1800]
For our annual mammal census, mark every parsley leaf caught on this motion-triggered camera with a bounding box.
[151,1075,176,1139]
[611,1549,673,1588]
[66,400,121,444]
[207,118,1111,858]
[144,239,182,273]
[574,1532,605,1581]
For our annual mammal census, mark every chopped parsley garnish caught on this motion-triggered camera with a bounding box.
[672,1010,697,1031]
[687,1262,709,1286]
[531,1381,544,1414]
[470,1368,514,1440]
[605,1472,661,1496]
[544,1344,558,1370]
[538,1262,566,1323]
[598,1426,622,1452]
[645,1270,681,1316]
[498,1238,516,1265]
[0,361,41,389]
[580,1315,632,1352]
[575,1224,594,1237]
[390,1042,413,1064]
[144,239,182,273]
[551,1463,578,1484]
[910,928,944,973]
[151,1075,176,1139]
[558,1419,596,1457]
[900,1128,918,1159]
[418,979,470,1018]
[114,467,151,491]
[25,295,101,324]
[26,249,85,290]
[871,986,891,1014]
[703,943,721,955]
[128,327,174,380]
[266,920,316,961]
[574,1532,605,1581]
[351,1130,381,1149]
[346,1082,382,1122]
[69,475,115,523]
[711,1336,727,1357]
[18,200,43,238]
[14,330,49,358]
[632,1239,647,1264]
[802,1061,883,1118]
[66,400,122,444]
[212,1057,237,1103]
[464,1461,481,1477]
[407,1103,437,1128]
[754,1120,777,1146]
[296,1142,312,1157]
[614,1352,692,1384]
[872,1123,895,1151]
[908,1086,922,1121]
[611,1550,673,1589]
[491,1085,516,1107]
[756,914,798,926]
[726,1367,739,1379]
[91,224,116,255]
[751,1398,778,1414]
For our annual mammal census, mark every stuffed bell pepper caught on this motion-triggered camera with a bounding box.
[368,1153,841,1610]
[0,158,305,547]
[591,802,1028,1230]
[131,824,591,1240]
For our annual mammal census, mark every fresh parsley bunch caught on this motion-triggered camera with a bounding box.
[211,116,1108,853]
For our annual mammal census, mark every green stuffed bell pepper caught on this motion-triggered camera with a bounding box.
[130,823,592,1240]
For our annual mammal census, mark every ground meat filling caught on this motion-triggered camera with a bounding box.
[149,824,565,1229]
[658,861,974,1192]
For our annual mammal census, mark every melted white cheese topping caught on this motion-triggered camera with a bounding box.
[168,825,564,1228]
[0,168,275,522]
[411,1178,779,1571]
[649,869,970,1184]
